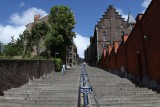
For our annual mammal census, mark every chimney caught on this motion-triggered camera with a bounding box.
[136,14,143,23]
[107,44,112,55]
[114,41,119,53]
[109,5,114,9]
[122,34,129,43]
[34,15,40,22]
[103,48,107,58]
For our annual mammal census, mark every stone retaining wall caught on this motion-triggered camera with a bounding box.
[0,59,55,95]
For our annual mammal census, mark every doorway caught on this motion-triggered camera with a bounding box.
[137,52,143,81]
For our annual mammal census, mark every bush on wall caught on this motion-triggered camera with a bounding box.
[54,58,62,72]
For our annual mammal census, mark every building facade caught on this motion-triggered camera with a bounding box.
[67,44,78,67]
[85,5,135,66]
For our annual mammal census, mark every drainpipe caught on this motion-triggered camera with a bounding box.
[96,27,99,61]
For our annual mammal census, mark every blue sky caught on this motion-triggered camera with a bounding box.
[0,0,151,58]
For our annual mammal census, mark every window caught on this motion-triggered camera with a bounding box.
[102,24,106,28]
[102,43,106,48]
[70,53,72,57]
[103,31,106,41]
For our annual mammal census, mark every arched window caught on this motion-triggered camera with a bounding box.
[103,31,106,41]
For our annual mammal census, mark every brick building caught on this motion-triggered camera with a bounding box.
[85,5,135,66]
[98,0,160,88]
[67,44,78,67]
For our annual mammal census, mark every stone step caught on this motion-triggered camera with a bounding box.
[98,100,160,106]
[0,99,78,104]
[98,98,160,103]
[0,103,77,107]
[0,103,22,107]
[7,86,78,92]
[4,90,78,95]
[1,96,78,100]
[97,103,159,107]
[5,92,78,98]
[84,66,160,106]
[91,84,136,88]
[93,87,153,92]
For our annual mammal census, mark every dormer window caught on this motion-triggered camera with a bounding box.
[103,31,106,41]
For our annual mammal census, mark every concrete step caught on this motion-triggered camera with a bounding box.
[4,90,78,95]
[0,103,77,107]
[86,65,160,107]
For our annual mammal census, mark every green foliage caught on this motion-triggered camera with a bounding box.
[2,36,23,57]
[15,34,25,55]
[23,30,33,56]
[1,5,76,61]
[46,5,76,60]
[3,43,16,56]
[54,58,62,72]
[31,22,49,56]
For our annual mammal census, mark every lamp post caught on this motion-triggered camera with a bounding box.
[55,52,59,58]
[0,41,2,55]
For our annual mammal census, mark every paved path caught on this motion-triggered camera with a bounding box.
[0,66,81,107]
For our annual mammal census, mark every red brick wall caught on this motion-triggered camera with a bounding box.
[116,43,126,72]
[100,49,106,68]
[125,24,147,77]
[141,0,160,82]
[104,53,110,70]
[109,48,116,70]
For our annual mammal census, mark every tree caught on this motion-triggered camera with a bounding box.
[3,36,18,57]
[22,30,33,56]
[46,5,76,61]
[31,22,49,56]
[15,34,25,55]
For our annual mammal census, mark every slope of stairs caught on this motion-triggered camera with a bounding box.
[86,66,160,107]
[0,66,80,107]
[1,65,160,107]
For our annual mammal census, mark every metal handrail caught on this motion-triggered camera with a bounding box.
[80,64,99,107]
[92,90,100,107]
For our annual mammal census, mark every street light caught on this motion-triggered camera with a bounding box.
[55,52,59,58]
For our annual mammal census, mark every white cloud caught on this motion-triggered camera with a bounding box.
[0,25,25,43]
[142,0,152,8]
[20,2,25,7]
[116,8,128,21]
[10,8,47,26]
[74,33,90,58]
[141,0,152,13]
[0,7,47,44]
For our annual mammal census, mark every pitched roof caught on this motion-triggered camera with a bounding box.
[127,13,136,24]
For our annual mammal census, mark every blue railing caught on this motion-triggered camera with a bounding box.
[80,63,99,107]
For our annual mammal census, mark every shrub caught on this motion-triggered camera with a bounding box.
[54,58,62,72]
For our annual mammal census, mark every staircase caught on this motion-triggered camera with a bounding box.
[1,65,160,107]
[86,66,160,107]
[0,66,80,107]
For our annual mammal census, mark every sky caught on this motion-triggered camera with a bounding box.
[0,0,151,58]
